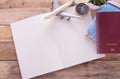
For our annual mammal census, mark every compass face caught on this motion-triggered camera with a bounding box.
[75,3,89,15]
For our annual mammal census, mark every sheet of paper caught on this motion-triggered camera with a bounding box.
[11,7,105,79]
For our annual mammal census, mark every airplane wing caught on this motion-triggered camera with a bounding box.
[57,12,81,19]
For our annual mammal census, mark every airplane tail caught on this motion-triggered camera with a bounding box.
[52,0,60,11]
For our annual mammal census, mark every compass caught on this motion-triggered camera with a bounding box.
[75,3,89,15]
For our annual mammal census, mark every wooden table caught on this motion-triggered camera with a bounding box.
[1,0,120,79]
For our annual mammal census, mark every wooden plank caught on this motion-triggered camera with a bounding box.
[0,26,12,42]
[0,0,84,9]
[0,42,16,61]
[0,8,50,25]
[0,0,51,8]
[0,61,21,79]
[0,61,120,79]
[0,0,68,9]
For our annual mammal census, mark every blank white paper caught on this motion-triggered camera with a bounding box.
[11,7,105,79]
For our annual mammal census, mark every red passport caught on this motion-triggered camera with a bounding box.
[96,12,120,54]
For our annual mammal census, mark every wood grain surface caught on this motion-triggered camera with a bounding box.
[0,0,90,9]
[0,61,120,79]
[0,0,120,79]
[0,0,64,8]
[0,8,50,25]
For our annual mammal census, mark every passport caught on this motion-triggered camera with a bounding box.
[87,1,120,40]
[96,12,120,54]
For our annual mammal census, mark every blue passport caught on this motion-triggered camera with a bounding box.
[87,1,120,40]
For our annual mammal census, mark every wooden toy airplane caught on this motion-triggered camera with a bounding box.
[45,0,90,20]
[51,0,81,20]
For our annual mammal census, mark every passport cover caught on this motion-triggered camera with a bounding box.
[87,0,120,40]
[96,12,120,54]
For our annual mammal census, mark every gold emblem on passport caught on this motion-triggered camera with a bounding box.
[107,43,117,52]
[107,43,118,46]
[110,48,115,52]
